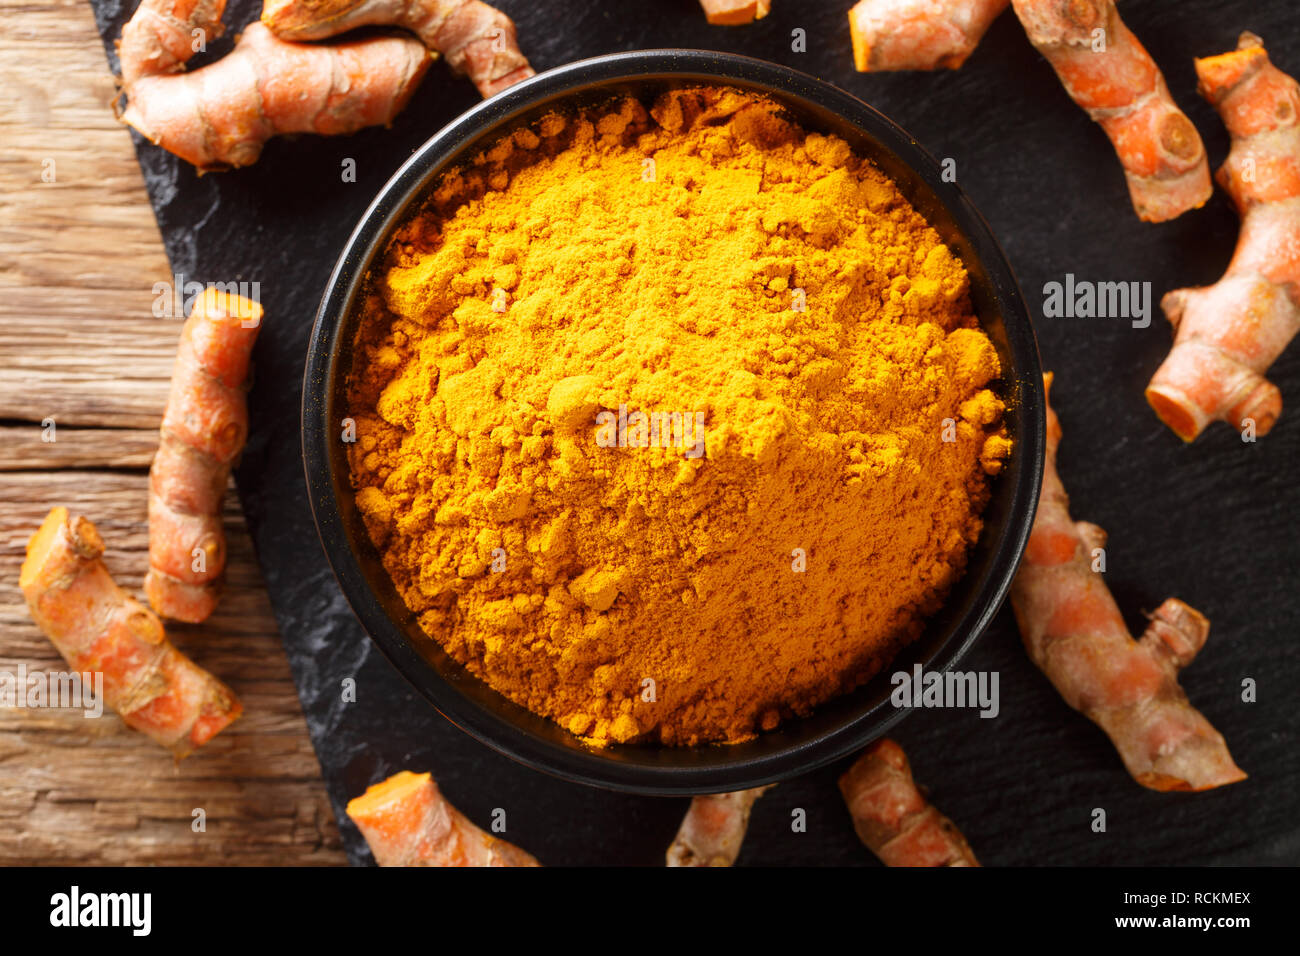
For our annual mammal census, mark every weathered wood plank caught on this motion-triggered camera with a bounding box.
[0,0,176,429]
[0,470,346,865]
[0,425,157,470]
[0,0,346,865]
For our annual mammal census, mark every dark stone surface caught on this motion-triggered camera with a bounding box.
[88,0,1299,865]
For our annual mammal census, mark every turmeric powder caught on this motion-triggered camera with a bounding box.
[345,88,1010,747]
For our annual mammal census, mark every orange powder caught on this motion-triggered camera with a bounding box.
[345,88,1010,746]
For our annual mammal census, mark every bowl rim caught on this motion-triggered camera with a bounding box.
[302,48,1045,795]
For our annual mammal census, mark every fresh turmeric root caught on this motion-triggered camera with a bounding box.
[1011,375,1246,791]
[144,288,261,623]
[117,0,430,171]
[20,508,242,757]
[117,0,227,86]
[261,0,534,97]
[698,0,771,26]
[1011,0,1211,222]
[1146,33,1300,441]
[346,770,539,866]
[849,0,1009,72]
[666,786,771,867]
[839,739,979,867]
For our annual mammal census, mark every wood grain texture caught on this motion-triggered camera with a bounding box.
[0,0,345,865]
[0,0,176,428]
[0,425,157,470]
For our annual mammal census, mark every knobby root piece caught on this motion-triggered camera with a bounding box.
[699,0,772,26]
[261,0,533,97]
[1147,33,1300,440]
[838,739,979,867]
[1011,374,1246,791]
[117,0,227,86]
[20,507,242,757]
[1011,0,1211,221]
[145,288,262,622]
[666,785,772,866]
[346,771,540,866]
[849,0,1009,72]
[120,19,429,171]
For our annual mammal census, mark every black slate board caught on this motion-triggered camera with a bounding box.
[88,0,1300,865]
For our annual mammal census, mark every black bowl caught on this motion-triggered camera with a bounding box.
[302,50,1045,795]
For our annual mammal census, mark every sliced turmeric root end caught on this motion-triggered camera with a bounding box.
[1144,385,1202,442]
[702,0,770,26]
[848,11,871,72]
[1195,34,1268,102]
[194,286,263,327]
[20,507,70,591]
[346,770,429,823]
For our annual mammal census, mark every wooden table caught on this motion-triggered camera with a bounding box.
[0,0,346,864]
